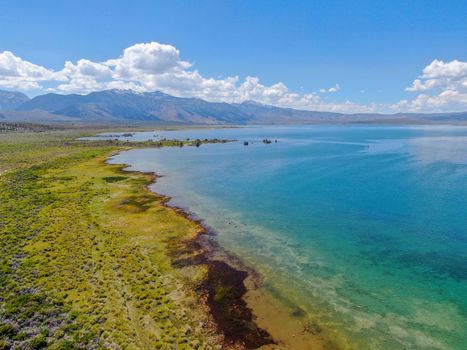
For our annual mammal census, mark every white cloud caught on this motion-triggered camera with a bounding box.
[0,51,57,90]
[423,59,467,79]
[108,42,190,77]
[320,83,340,93]
[0,42,466,113]
[403,59,467,112]
[406,60,467,92]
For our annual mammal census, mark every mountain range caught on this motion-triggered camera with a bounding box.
[0,90,29,110]
[1,89,466,125]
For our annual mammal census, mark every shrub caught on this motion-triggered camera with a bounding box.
[55,340,76,350]
[102,176,127,183]
[30,334,47,349]
[0,323,16,338]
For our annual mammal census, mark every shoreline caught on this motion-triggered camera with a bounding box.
[112,156,333,349]
[113,160,275,348]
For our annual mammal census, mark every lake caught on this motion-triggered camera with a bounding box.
[107,125,467,349]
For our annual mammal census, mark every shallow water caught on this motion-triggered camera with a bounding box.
[107,125,467,349]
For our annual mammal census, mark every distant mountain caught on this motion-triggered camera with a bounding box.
[11,89,370,124]
[0,90,30,110]
[17,90,251,124]
[7,89,467,125]
[233,100,349,123]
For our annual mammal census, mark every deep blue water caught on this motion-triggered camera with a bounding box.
[106,126,467,349]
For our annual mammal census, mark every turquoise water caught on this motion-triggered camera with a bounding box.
[108,126,467,349]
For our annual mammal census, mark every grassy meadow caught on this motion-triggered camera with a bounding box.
[0,130,224,349]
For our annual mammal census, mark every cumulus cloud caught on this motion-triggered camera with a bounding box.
[0,51,58,90]
[320,84,340,93]
[0,42,465,113]
[107,42,190,77]
[403,59,467,111]
[406,60,467,92]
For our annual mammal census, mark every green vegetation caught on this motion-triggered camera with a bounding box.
[0,130,223,349]
[102,176,128,183]
[213,286,231,303]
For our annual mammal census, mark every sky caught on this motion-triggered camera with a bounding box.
[0,0,466,113]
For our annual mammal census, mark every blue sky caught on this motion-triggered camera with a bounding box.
[0,0,466,113]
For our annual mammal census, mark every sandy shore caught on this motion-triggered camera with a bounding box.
[139,170,335,349]
[245,282,335,350]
